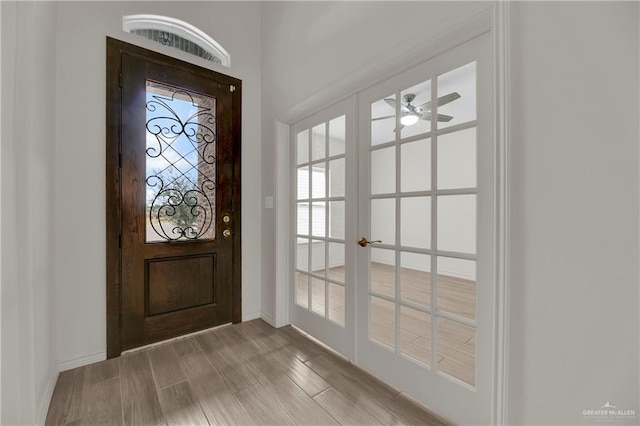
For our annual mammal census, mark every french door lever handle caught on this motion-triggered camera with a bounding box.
[357,237,382,247]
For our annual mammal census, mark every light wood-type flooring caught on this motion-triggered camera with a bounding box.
[46,319,449,425]
[298,262,476,385]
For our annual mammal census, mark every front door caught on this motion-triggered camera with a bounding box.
[106,38,242,357]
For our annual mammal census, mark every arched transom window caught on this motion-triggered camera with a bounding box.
[123,15,230,67]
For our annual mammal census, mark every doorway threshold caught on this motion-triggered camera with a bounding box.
[121,322,232,355]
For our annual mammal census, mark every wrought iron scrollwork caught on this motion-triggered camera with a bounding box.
[145,86,216,241]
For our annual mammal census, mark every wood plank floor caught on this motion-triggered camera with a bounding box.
[46,320,449,425]
[299,262,477,386]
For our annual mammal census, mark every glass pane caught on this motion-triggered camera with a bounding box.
[297,129,309,165]
[437,257,476,320]
[145,81,216,242]
[401,138,431,192]
[370,248,395,298]
[311,123,326,160]
[328,242,345,283]
[296,273,309,308]
[437,195,476,254]
[400,80,432,139]
[400,306,431,365]
[329,115,346,157]
[371,147,395,195]
[400,252,431,307]
[311,202,326,238]
[297,166,309,200]
[437,62,476,129]
[438,128,476,190]
[437,318,476,386]
[371,94,396,146]
[370,296,395,349]
[329,158,345,198]
[296,239,309,272]
[311,277,326,316]
[310,164,326,199]
[297,202,309,236]
[310,240,326,276]
[328,284,345,326]
[401,197,431,249]
[371,198,395,245]
[328,201,345,240]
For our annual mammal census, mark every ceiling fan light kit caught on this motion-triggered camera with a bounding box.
[372,91,461,128]
[400,113,420,126]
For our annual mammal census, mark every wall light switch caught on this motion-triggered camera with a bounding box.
[264,196,274,209]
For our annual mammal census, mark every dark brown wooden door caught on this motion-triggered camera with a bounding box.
[106,38,241,357]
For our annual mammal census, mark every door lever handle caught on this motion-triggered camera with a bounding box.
[358,237,382,247]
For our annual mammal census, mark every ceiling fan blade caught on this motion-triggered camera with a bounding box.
[417,92,462,112]
[419,112,454,122]
[392,124,405,133]
[417,100,432,112]
[385,97,410,113]
[372,115,395,121]
[436,113,454,122]
[437,92,461,107]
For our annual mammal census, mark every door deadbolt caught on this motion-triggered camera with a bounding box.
[223,215,231,224]
[223,229,232,238]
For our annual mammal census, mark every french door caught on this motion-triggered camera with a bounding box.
[290,98,357,359]
[357,32,494,424]
[290,32,494,424]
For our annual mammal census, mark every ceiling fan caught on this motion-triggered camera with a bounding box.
[372,92,461,128]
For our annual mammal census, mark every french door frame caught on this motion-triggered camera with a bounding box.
[278,5,510,424]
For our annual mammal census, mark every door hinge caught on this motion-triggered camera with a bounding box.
[118,234,122,249]
[118,73,122,88]
[230,85,236,92]
[118,153,122,168]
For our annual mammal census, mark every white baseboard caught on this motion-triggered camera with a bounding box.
[58,350,106,372]
[260,312,275,327]
[56,313,277,372]
[37,368,59,425]
[371,258,476,281]
[438,267,475,281]
[242,311,262,322]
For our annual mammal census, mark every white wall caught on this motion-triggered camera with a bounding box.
[508,2,639,424]
[1,1,58,423]
[54,1,262,368]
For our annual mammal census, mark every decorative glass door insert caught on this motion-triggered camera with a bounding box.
[145,81,216,242]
